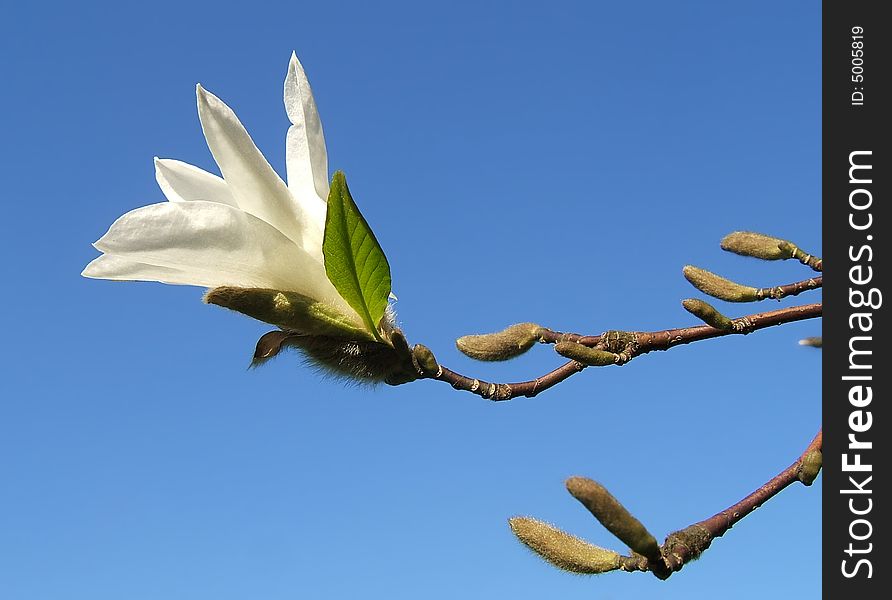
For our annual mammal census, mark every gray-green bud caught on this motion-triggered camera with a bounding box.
[720,231,795,260]
[456,323,544,361]
[412,344,440,377]
[565,477,661,561]
[508,517,621,575]
[683,266,759,303]
[554,342,616,366]
[798,450,823,485]
[682,298,734,331]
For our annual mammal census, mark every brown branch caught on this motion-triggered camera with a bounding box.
[430,302,822,401]
[622,429,823,579]
[435,360,585,401]
[612,302,822,358]
[756,275,822,300]
[790,246,823,272]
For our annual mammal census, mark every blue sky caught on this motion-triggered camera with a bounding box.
[1,1,821,598]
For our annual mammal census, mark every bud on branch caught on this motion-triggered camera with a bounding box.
[682,266,759,302]
[720,231,794,260]
[681,299,734,331]
[565,477,661,562]
[554,342,617,366]
[508,517,621,574]
[456,323,544,361]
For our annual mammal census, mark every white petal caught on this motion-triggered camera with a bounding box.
[154,158,238,207]
[82,254,204,286]
[284,52,330,203]
[196,84,318,253]
[92,201,356,320]
[286,127,327,237]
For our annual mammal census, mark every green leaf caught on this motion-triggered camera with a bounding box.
[323,171,392,340]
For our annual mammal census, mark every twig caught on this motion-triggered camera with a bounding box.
[435,360,584,401]
[755,275,822,300]
[617,429,823,579]
[789,247,823,272]
[432,302,822,401]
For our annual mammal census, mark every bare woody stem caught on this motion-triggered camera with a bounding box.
[755,275,822,300]
[431,302,822,401]
[788,245,823,272]
[617,429,823,579]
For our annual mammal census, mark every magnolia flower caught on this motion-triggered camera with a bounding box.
[83,54,419,382]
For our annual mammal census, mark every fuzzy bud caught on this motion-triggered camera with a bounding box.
[508,517,621,575]
[799,337,823,348]
[682,298,734,331]
[554,342,616,366]
[683,266,759,303]
[565,477,661,561]
[205,286,373,339]
[720,231,794,260]
[456,323,543,361]
[389,328,412,357]
[798,450,823,485]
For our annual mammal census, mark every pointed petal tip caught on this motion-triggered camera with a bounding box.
[284,55,301,93]
[195,84,208,110]
[81,254,109,279]
[288,51,306,73]
[195,84,228,127]
[195,83,215,106]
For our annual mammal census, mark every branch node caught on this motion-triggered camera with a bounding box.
[732,316,755,333]
[662,524,713,569]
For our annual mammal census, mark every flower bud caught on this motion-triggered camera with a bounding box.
[508,517,621,575]
[565,477,661,561]
[720,231,794,260]
[683,266,759,302]
[386,327,412,357]
[456,323,543,361]
[554,342,616,366]
[798,337,823,348]
[682,298,734,331]
[412,344,440,377]
[798,450,823,485]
